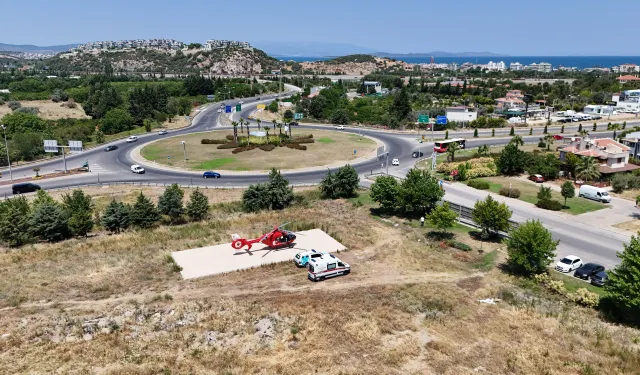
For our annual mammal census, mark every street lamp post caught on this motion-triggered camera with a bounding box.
[181,141,187,161]
[0,124,12,181]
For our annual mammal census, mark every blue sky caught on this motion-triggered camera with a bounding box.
[3,0,638,55]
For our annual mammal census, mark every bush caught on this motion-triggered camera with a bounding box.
[226,134,235,141]
[538,141,546,148]
[499,187,521,198]
[14,107,40,115]
[570,288,600,308]
[258,144,275,151]
[534,273,567,296]
[232,145,256,154]
[448,240,472,251]
[217,142,238,149]
[7,101,22,111]
[535,199,563,211]
[201,139,227,144]
[62,101,77,109]
[286,143,307,150]
[467,179,490,190]
[291,137,315,144]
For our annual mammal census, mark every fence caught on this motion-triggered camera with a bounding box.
[444,199,519,237]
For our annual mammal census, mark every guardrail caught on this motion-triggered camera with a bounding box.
[444,199,518,238]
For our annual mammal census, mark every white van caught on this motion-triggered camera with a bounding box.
[579,185,611,203]
[307,253,350,282]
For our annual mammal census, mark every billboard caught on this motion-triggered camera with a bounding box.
[68,140,83,154]
[44,139,58,153]
[257,104,266,110]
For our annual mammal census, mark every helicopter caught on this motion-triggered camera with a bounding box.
[231,222,301,251]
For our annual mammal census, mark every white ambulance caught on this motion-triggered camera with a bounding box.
[307,253,350,282]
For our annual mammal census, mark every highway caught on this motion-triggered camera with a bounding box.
[0,91,630,268]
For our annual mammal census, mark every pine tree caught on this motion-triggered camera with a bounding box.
[543,124,548,134]
[30,202,70,242]
[186,188,209,221]
[0,196,31,246]
[529,127,533,135]
[561,125,565,133]
[603,235,640,326]
[101,200,131,233]
[473,128,478,138]
[578,123,583,132]
[593,123,597,131]
[158,184,184,222]
[491,128,495,137]
[131,192,160,228]
[509,126,515,136]
[445,130,449,139]
[32,189,55,209]
[62,189,94,237]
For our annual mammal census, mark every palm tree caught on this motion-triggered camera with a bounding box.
[575,156,601,182]
[578,129,589,138]
[264,126,270,143]
[543,134,554,151]
[231,121,238,143]
[277,123,283,137]
[239,118,244,135]
[446,142,459,162]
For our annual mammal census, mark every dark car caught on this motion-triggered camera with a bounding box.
[412,151,424,158]
[256,97,261,100]
[104,145,118,152]
[203,171,221,179]
[574,263,605,280]
[289,121,299,126]
[590,271,608,287]
[12,182,41,195]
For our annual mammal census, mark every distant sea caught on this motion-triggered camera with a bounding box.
[277,56,640,69]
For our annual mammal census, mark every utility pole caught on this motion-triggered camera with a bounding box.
[0,124,12,181]
[181,141,187,161]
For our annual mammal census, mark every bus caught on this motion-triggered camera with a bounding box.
[434,138,466,153]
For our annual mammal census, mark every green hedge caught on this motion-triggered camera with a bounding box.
[448,240,472,251]
[536,199,563,211]
[499,187,521,198]
[467,179,490,190]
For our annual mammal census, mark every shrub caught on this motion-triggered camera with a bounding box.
[232,145,256,154]
[535,199,563,211]
[534,273,567,296]
[499,187,521,198]
[448,240,472,251]
[467,179,490,190]
[538,141,546,148]
[258,144,275,151]
[286,143,307,150]
[291,137,315,144]
[62,101,77,108]
[217,142,239,149]
[465,167,497,179]
[7,101,21,111]
[226,134,235,140]
[201,139,227,144]
[15,107,40,115]
[570,288,600,308]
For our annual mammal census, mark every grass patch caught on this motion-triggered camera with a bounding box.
[348,191,375,206]
[551,271,608,297]
[197,158,237,170]
[482,176,606,215]
[472,251,498,271]
[317,137,335,143]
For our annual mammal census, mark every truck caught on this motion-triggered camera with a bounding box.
[307,253,350,282]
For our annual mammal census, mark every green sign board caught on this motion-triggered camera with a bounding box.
[418,115,429,123]
[294,113,304,120]
[236,104,241,111]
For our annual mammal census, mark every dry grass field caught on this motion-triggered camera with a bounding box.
[1,187,639,374]
[140,129,377,171]
[0,100,90,120]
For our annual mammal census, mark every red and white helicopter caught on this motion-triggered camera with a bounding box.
[231,222,302,251]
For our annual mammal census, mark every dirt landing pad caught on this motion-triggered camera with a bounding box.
[171,229,346,280]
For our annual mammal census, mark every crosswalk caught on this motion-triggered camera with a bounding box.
[87,163,112,174]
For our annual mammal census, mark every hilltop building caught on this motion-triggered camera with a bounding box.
[203,40,252,50]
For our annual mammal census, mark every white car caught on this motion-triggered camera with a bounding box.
[158,130,168,135]
[217,109,222,113]
[335,125,345,130]
[130,165,145,174]
[392,159,400,166]
[126,136,138,143]
[555,255,583,273]
[239,101,244,104]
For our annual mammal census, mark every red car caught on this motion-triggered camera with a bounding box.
[529,174,545,183]
[553,135,564,140]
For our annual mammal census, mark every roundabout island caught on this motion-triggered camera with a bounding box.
[138,128,379,173]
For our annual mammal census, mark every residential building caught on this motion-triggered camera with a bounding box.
[616,74,640,84]
[203,39,252,50]
[526,62,552,73]
[445,106,478,123]
[73,39,184,52]
[612,89,640,111]
[612,64,640,73]
[583,104,615,115]
[487,61,506,72]
[363,81,382,93]
[509,62,524,71]
[559,137,639,175]
[620,131,640,159]
[447,62,458,71]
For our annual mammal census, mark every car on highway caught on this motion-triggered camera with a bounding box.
[573,263,605,280]
[130,165,145,174]
[555,255,583,273]
[220,103,225,108]
[392,158,400,166]
[126,136,138,143]
[239,100,244,104]
[289,121,299,126]
[553,135,563,140]
[12,182,41,195]
[529,174,544,183]
[412,151,424,158]
[256,97,261,100]
[217,109,222,113]
[335,125,345,130]
[202,171,221,179]
[590,271,608,287]
[158,130,168,135]
[104,145,118,152]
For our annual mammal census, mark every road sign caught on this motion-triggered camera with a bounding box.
[436,115,447,125]
[206,94,215,101]
[257,104,266,110]
[68,140,83,154]
[236,104,241,112]
[376,145,385,158]
[225,105,231,113]
[44,139,58,153]
[418,115,429,123]
[294,113,303,120]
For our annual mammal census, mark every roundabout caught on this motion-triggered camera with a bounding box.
[137,128,379,172]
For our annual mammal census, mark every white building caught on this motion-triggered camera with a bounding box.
[509,62,524,71]
[203,39,252,50]
[583,105,615,115]
[613,64,640,73]
[527,62,552,73]
[613,90,640,112]
[486,61,506,71]
[445,106,478,123]
[363,81,382,93]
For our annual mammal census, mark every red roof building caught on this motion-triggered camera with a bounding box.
[559,137,639,174]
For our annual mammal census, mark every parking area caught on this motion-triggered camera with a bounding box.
[171,229,346,279]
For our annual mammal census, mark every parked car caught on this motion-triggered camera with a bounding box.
[12,182,41,195]
[590,271,608,287]
[392,158,400,166]
[217,109,222,113]
[529,174,544,183]
[335,125,345,130]
[293,249,325,267]
[579,185,611,203]
[104,145,118,152]
[555,255,583,273]
[307,253,350,282]
[158,130,168,135]
[574,263,605,280]
[126,136,138,143]
[130,165,145,174]
[202,171,221,179]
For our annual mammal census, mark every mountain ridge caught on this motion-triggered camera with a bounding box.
[0,43,80,54]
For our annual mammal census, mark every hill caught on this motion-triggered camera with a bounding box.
[253,40,376,57]
[296,54,413,75]
[0,42,79,54]
[374,51,508,58]
[42,47,283,74]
